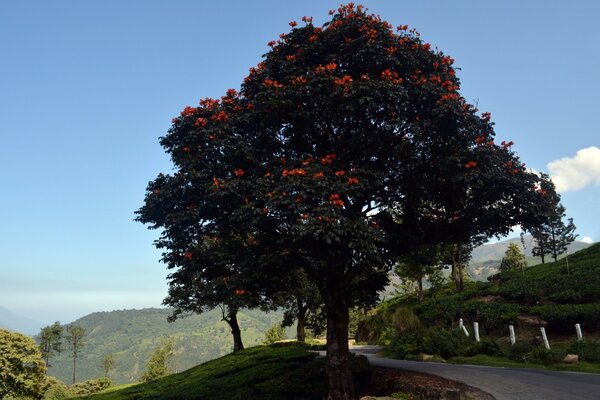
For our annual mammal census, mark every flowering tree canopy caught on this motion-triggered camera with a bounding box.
[137,4,544,399]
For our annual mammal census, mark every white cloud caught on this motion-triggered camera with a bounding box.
[581,236,594,244]
[547,146,600,192]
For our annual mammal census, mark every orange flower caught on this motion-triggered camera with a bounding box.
[335,170,346,176]
[246,103,254,110]
[289,21,297,27]
[263,79,284,89]
[153,189,160,195]
[291,76,308,85]
[386,46,397,54]
[309,34,318,42]
[282,168,306,177]
[268,40,276,47]
[301,214,309,220]
[313,171,324,179]
[464,161,477,169]
[184,251,193,260]
[180,106,196,117]
[321,153,336,165]
[316,62,337,74]
[302,157,314,166]
[194,117,208,127]
[348,177,359,184]
[212,177,221,191]
[199,98,220,109]
[234,168,245,177]
[475,136,485,145]
[234,289,247,295]
[183,146,190,153]
[334,75,353,87]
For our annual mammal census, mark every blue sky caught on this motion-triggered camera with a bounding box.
[1,1,598,325]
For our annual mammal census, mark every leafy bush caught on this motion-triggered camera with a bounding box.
[463,338,502,357]
[68,378,112,395]
[569,340,600,363]
[531,304,600,331]
[548,290,583,304]
[263,323,287,345]
[421,328,470,359]
[507,342,533,362]
[529,346,565,365]
[386,332,422,359]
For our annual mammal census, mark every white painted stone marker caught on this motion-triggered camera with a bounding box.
[461,324,469,337]
[540,327,550,349]
[459,318,464,329]
[474,322,480,342]
[575,323,583,341]
[509,324,516,345]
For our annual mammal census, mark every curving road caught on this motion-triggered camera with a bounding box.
[349,345,600,400]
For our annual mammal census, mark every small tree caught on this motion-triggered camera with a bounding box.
[141,338,175,382]
[500,243,527,275]
[0,329,46,399]
[38,321,63,370]
[263,323,287,345]
[65,325,85,384]
[101,354,116,379]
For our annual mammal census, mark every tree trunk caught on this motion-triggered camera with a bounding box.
[72,355,77,384]
[451,245,464,292]
[297,302,307,342]
[416,276,424,303]
[223,309,244,352]
[325,280,354,400]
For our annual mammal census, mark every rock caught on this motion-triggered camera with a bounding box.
[563,354,579,363]
[418,353,435,361]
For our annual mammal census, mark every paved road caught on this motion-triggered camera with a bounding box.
[349,345,600,400]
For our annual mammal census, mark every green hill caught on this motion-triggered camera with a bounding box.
[70,344,371,400]
[48,308,290,385]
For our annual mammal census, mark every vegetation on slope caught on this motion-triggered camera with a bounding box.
[71,344,371,400]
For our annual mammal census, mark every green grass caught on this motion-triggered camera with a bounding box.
[72,343,371,400]
[449,354,600,374]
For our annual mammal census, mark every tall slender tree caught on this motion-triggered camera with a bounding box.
[65,325,85,384]
[38,321,63,370]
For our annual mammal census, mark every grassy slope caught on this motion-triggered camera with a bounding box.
[49,308,291,385]
[73,344,370,400]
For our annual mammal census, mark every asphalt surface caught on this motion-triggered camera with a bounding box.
[348,345,600,400]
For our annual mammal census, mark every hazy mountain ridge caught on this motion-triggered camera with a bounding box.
[0,306,43,335]
[46,307,289,385]
[469,235,592,280]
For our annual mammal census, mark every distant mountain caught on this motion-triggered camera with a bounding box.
[469,235,592,280]
[0,306,43,335]
[47,307,289,385]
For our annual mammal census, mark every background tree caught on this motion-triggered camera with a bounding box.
[137,4,543,399]
[500,242,527,275]
[101,354,116,379]
[395,245,442,303]
[530,173,577,263]
[38,321,63,370]
[279,269,322,342]
[65,324,85,384]
[140,338,175,382]
[262,323,287,345]
[0,329,46,399]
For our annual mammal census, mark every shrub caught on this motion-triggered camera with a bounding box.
[386,332,422,359]
[463,338,502,357]
[507,342,533,362]
[531,304,600,331]
[530,346,565,365]
[263,323,287,345]
[421,329,470,359]
[569,340,600,363]
[68,378,112,396]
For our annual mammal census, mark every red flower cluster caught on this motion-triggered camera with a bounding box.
[381,69,403,84]
[334,75,353,86]
[329,193,345,207]
[302,16,313,23]
[180,106,196,117]
[199,98,220,109]
[422,43,431,51]
[234,289,247,295]
[441,56,454,65]
[263,79,284,89]
[481,112,491,121]
[465,161,477,169]
[321,153,336,165]
[289,21,297,27]
[316,62,338,74]
[182,146,190,153]
[440,93,459,102]
[347,177,360,184]
[282,168,306,177]
[234,168,245,177]
[386,46,397,54]
[397,25,409,31]
[291,76,308,85]
[313,171,324,179]
[475,136,486,145]
[211,111,228,123]
[184,251,193,260]
[441,80,458,91]
[153,189,160,195]
[194,117,208,127]
[268,40,277,47]
[302,157,315,166]
[286,54,297,62]
[212,177,222,191]
[335,170,346,176]
[501,140,514,148]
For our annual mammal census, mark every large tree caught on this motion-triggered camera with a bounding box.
[138,4,541,399]
[0,329,47,399]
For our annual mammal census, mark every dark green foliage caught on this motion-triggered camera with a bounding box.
[529,346,565,365]
[38,322,64,369]
[569,340,600,363]
[68,344,369,400]
[531,304,600,332]
[262,323,287,345]
[141,339,175,382]
[463,338,502,357]
[507,342,533,362]
[386,332,422,359]
[69,378,112,396]
[421,328,470,359]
